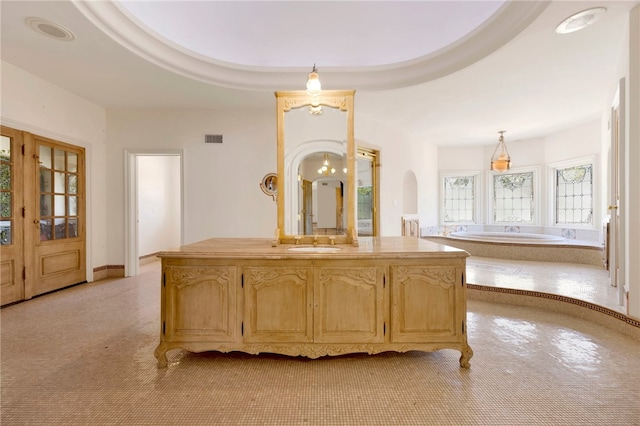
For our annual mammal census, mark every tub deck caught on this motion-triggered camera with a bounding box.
[424,235,604,267]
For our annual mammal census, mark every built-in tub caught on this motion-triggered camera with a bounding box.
[425,232,604,267]
[448,231,565,244]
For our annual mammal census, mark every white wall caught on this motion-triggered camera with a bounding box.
[106,109,277,264]
[355,109,439,236]
[543,121,601,163]
[0,61,108,279]
[439,122,600,172]
[137,155,181,255]
[106,107,427,262]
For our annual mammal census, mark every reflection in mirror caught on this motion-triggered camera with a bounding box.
[295,152,347,235]
[276,90,356,245]
[284,106,347,236]
[357,154,374,237]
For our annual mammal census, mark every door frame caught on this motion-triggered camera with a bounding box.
[0,126,25,305]
[356,147,380,237]
[124,150,184,277]
[609,79,626,307]
[0,120,94,283]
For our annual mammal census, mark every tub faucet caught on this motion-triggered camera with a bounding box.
[313,235,319,246]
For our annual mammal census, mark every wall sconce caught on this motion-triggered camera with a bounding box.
[491,130,511,173]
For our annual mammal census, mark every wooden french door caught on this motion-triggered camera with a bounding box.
[0,126,86,305]
[1,127,25,305]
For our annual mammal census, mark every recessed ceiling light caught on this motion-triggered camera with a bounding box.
[555,7,607,34]
[26,17,75,41]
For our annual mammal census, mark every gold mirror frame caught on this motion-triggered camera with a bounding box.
[275,90,357,246]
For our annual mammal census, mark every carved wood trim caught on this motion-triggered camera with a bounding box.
[168,266,233,290]
[395,266,457,287]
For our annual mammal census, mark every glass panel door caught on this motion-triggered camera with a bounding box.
[25,133,85,298]
[0,127,25,305]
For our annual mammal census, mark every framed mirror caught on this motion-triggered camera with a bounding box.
[275,90,356,245]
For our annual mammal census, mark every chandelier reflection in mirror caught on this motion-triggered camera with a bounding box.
[318,153,336,175]
[491,130,511,172]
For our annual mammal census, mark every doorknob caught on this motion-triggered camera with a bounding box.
[608,205,618,210]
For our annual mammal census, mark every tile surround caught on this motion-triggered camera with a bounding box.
[1,258,638,425]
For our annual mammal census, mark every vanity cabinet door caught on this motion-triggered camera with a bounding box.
[164,265,238,343]
[314,266,385,343]
[243,266,314,343]
[390,265,461,343]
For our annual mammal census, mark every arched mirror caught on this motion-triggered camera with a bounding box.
[275,90,356,245]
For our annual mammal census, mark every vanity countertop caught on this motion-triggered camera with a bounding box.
[158,236,468,260]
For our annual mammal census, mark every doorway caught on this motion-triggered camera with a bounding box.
[125,151,183,277]
[1,126,86,305]
[357,147,379,237]
[609,79,626,309]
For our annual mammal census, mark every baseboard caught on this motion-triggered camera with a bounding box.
[140,252,160,265]
[92,265,125,280]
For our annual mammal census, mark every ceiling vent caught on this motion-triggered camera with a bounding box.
[26,17,75,41]
[205,134,223,144]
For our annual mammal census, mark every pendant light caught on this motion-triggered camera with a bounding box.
[306,64,322,114]
[491,131,511,173]
[306,64,321,96]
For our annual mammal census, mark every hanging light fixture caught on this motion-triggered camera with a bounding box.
[306,64,321,96]
[491,131,511,173]
[306,64,323,114]
[317,153,336,175]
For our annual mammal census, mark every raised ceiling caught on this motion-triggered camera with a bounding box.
[74,0,546,90]
[1,1,637,146]
[120,1,506,68]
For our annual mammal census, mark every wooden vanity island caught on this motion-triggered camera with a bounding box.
[154,237,473,368]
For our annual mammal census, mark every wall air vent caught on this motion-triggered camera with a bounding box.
[205,134,223,144]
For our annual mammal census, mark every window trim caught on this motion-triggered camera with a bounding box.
[487,165,541,226]
[439,170,482,225]
[547,155,598,230]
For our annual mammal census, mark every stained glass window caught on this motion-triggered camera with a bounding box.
[493,171,534,223]
[443,175,475,223]
[556,164,593,225]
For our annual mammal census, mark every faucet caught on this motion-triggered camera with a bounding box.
[313,235,319,246]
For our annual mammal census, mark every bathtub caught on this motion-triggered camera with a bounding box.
[425,232,604,266]
[448,231,565,244]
